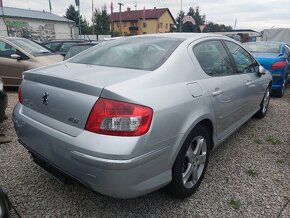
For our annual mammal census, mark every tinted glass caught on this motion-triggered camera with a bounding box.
[70,37,183,71]
[0,41,16,58]
[59,42,78,52]
[193,40,234,76]
[244,42,281,54]
[7,38,51,56]
[225,41,258,74]
[44,42,61,51]
[64,44,94,60]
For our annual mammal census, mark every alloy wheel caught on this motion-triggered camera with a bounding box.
[182,136,207,189]
[262,88,270,114]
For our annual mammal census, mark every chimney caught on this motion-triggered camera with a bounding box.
[154,7,156,10]
[127,7,130,12]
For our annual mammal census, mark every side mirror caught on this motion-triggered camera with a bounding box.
[257,66,266,77]
[10,54,21,60]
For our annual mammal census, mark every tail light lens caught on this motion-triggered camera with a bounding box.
[18,84,23,104]
[85,98,153,136]
[271,61,286,70]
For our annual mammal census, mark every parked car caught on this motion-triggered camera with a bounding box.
[64,42,99,60]
[244,41,289,97]
[13,34,272,199]
[0,78,7,123]
[42,40,87,56]
[0,37,63,86]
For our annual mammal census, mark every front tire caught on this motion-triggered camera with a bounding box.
[254,85,270,118]
[168,125,211,198]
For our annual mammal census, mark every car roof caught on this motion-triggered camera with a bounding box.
[42,40,86,43]
[70,42,98,46]
[126,33,226,40]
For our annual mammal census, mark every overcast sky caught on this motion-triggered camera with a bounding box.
[4,0,290,32]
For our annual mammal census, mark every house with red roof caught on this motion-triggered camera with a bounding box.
[109,7,176,35]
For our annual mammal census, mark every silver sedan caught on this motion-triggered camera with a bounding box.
[13,33,272,199]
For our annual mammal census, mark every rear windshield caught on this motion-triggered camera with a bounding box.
[69,37,183,70]
[244,42,281,54]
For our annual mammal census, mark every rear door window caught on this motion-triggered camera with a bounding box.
[193,40,235,76]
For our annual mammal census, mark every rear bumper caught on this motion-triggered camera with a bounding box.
[0,90,8,123]
[12,103,178,198]
[271,73,286,90]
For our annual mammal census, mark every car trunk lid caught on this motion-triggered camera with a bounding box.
[21,62,147,136]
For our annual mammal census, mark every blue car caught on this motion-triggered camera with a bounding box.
[244,41,289,97]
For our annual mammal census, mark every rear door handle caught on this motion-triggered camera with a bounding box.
[212,90,223,96]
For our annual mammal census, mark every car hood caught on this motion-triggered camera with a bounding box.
[34,54,64,65]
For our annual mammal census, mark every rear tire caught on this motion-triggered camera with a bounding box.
[168,125,211,198]
[254,85,270,118]
[272,78,286,98]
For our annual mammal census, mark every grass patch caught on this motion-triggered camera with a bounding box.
[266,135,281,145]
[276,160,284,164]
[246,169,259,177]
[229,198,241,209]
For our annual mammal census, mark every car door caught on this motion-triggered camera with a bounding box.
[0,40,24,86]
[192,40,248,140]
[224,40,265,114]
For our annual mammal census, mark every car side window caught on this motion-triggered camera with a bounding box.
[225,41,258,74]
[193,40,235,77]
[0,41,17,58]
[59,42,77,52]
[44,42,61,51]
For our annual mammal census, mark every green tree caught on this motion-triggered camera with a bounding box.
[182,7,206,32]
[64,4,91,35]
[175,10,185,32]
[204,21,233,32]
[93,5,110,35]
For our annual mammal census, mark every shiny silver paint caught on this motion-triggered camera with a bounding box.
[13,33,272,198]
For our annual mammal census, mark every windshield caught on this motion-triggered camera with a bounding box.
[244,42,281,54]
[69,37,183,71]
[64,44,95,60]
[7,38,52,56]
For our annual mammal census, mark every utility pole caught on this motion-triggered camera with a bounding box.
[179,0,182,32]
[118,2,123,35]
[75,0,81,36]
[92,0,94,36]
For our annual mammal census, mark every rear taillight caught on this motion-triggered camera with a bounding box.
[85,98,153,136]
[271,61,286,70]
[18,84,23,104]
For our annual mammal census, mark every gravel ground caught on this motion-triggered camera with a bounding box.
[0,88,289,218]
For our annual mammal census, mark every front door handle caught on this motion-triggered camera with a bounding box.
[212,89,223,96]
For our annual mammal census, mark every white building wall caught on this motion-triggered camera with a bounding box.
[0,18,8,37]
[0,17,76,42]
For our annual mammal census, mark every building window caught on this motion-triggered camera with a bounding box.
[142,32,147,34]
[160,23,163,28]
[166,23,168,29]
[143,22,147,28]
